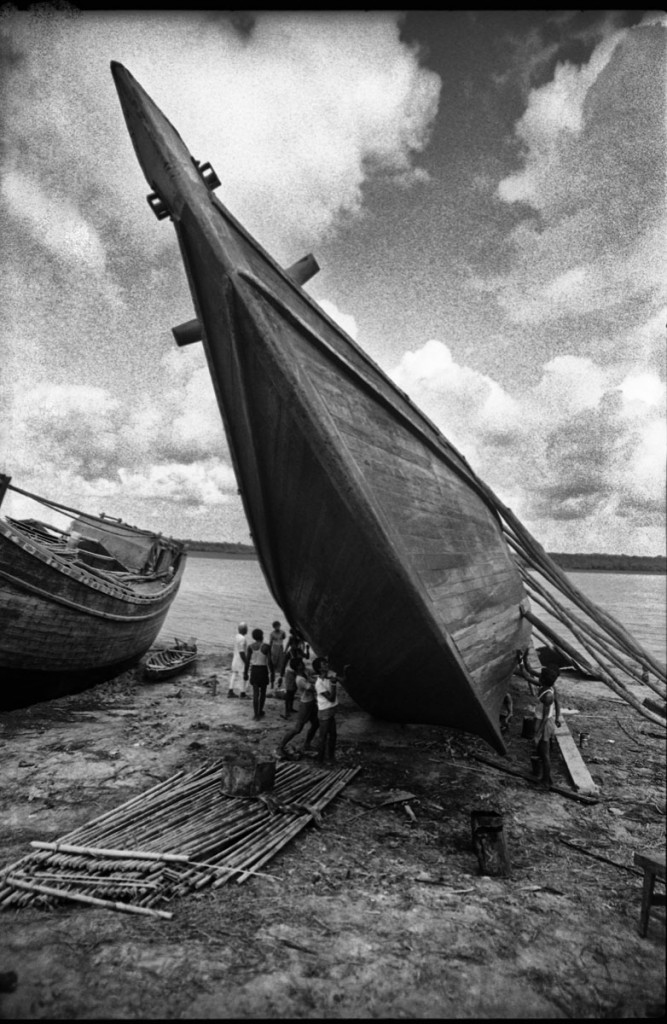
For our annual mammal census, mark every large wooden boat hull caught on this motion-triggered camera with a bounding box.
[112,63,531,752]
[0,517,185,709]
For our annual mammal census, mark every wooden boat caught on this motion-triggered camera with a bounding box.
[0,475,186,708]
[144,639,198,682]
[112,62,531,752]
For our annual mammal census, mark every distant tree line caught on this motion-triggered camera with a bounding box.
[549,552,666,574]
[179,541,665,573]
[179,540,257,556]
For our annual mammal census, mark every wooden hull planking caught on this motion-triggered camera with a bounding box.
[0,519,185,699]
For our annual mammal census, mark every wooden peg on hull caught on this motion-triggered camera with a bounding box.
[285,253,320,286]
[146,192,169,220]
[171,253,320,346]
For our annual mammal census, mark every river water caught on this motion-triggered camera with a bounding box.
[160,554,666,666]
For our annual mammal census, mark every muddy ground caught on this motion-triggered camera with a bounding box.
[0,649,664,1019]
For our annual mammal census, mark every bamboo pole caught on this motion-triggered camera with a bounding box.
[536,604,666,727]
[523,581,663,713]
[6,876,172,919]
[59,771,188,844]
[499,509,665,681]
[232,768,361,885]
[3,763,362,913]
[506,529,663,684]
[30,842,189,862]
[523,589,638,701]
[529,584,658,692]
[105,791,230,850]
[521,567,666,695]
[522,608,598,677]
[515,553,648,675]
[71,782,225,847]
[25,872,160,888]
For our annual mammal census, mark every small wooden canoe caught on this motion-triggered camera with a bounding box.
[144,641,198,682]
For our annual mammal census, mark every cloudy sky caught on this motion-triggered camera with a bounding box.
[1,9,665,555]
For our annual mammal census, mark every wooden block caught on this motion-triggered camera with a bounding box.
[554,720,600,797]
[634,850,666,937]
[634,850,666,880]
[471,810,511,878]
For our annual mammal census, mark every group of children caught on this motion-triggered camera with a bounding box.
[227,619,341,763]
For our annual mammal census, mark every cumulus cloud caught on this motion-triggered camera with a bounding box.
[1,8,442,539]
[497,30,622,207]
[118,460,237,506]
[493,17,666,337]
[391,340,666,554]
[2,170,107,272]
[3,365,237,531]
[317,299,359,340]
[1,9,440,255]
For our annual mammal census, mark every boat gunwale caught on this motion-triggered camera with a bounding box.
[0,518,186,608]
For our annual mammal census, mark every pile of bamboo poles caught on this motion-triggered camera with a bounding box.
[479,483,666,731]
[0,760,360,920]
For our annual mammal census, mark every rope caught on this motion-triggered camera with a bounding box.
[5,482,166,540]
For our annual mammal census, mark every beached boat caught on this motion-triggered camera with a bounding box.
[112,62,532,752]
[144,639,198,682]
[0,475,186,708]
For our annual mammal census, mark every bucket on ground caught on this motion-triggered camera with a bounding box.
[521,715,536,739]
[471,808,511,877]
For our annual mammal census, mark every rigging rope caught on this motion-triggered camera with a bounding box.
[5,482,162,538]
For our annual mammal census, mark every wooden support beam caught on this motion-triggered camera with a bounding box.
[554,720,600,797]
[634,850,666,937]
[0,474,10,509]
[469,754,599,804]
[643,696,666,719]
[172,254,320,348]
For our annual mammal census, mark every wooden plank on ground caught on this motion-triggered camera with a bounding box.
[555,720,600,797]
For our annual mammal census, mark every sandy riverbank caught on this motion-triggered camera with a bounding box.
[0,647,664,1019]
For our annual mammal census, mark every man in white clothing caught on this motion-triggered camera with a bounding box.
[228,622,249,698]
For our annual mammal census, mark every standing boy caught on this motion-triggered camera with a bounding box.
[244,628,271,720]
[313,656,338,764]
[533,667,561,787]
